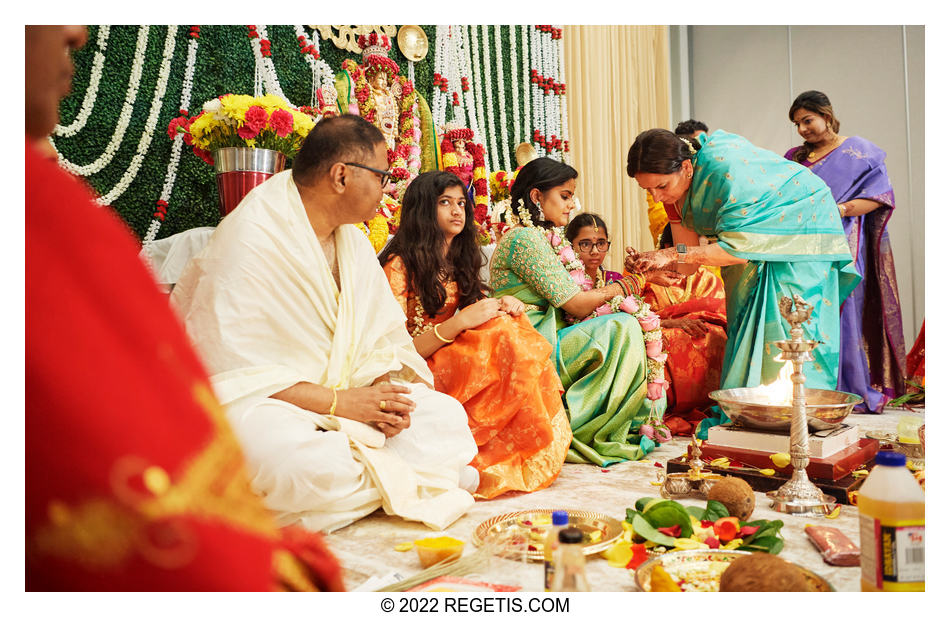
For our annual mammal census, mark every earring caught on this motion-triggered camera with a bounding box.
[535,201,545,222]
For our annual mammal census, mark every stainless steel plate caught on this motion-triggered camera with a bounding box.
[472,508,623,561]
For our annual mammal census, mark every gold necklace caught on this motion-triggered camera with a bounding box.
[807,135,842,160]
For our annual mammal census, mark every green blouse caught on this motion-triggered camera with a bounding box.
[489,227,579,353]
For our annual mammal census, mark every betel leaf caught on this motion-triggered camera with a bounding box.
[737,535,784,554]
[685,506,706,520]
[703,500,730,522]
[739,520,785,554]
[635,497,655,513]
[625,508,638,524]
[631,513,677,547]
[641,501,694,538]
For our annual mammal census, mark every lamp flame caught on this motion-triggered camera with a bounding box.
[743,360,794,406]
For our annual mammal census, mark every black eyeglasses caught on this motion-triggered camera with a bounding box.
[576,239,611,253]
[344,162,392,188]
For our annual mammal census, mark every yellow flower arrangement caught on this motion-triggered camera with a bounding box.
[173,94,316,165]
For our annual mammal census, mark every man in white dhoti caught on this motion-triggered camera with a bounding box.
[172,115,479,533]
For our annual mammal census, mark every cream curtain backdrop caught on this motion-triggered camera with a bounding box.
[564,25,671,271]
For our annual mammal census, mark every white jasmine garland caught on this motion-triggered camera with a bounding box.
[549,32,561,161]
[54,25,110,137]
[529,25,544,147]
[431,25,446,125]
[467,26,488,154]
[97,25,178,205]
[509,25,521,149]
[56,26,150,177]
[480,25,499,173]
[557,26,570,165]
[459,27,481,145]
[445,26,464,126]
[493,25,511,170]
[293,25,336,109]
[521,25,531,144]
[253,26,292,106]
[142,34,199,243]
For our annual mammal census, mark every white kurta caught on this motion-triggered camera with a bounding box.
[171,171,477,533]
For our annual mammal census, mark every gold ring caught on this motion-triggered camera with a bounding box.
[380,400,387,411]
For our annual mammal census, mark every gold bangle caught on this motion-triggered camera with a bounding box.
[328,387,338,416]
[433,323,455,344]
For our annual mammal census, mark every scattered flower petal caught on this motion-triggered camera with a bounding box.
[825,505,841,519]
[394,542,413,552]
[759,468,776,476]
[769,452,791,468]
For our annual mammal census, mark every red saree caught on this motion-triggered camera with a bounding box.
[383,256,571,499]
[641,267,728,416]
[26,140,343,591]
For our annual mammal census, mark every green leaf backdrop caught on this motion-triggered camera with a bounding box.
[53,25,539,242]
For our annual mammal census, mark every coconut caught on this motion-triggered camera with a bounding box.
[719,553,812,592]
[707,476,756,520]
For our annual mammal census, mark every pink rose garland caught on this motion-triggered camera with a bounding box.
[545,227,669,402]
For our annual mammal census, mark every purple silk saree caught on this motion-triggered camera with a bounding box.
[785,137,906,412]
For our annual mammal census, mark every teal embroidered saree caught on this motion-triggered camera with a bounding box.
[684,131,860,389]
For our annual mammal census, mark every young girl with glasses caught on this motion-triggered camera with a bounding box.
[564,213,620,287]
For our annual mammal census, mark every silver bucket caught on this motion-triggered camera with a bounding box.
[213,147,286,174]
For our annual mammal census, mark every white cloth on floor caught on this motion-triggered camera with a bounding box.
[171,171,476,533]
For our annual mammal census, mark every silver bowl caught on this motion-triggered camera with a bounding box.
[709,388,862,432]
[632,549,835,592]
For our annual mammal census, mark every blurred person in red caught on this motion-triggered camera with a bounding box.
[25,25,344,591]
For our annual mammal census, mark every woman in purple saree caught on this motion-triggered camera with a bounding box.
[786,90,906,412]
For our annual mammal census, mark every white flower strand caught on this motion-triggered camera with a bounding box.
[253,25,291,106]
[493,25,511,171]
[543,30,559,161]
[54,26,110,137]
[558,26,570,165]
[435,25,448,126]
[142,34,199,244]
[480,25,499,174]
[432,25,449,127]
[97,26,178,205]
[459,27,481,145]
[509,25,521,151]
[529,25,544,148]
[444,25,465,127]
[522,25,531,147]
[293,25,335,106]
[463,26,486,147]
[57,26,150,177]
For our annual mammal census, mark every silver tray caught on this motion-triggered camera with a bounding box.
[472,508,623,561]
[633,549,835,592]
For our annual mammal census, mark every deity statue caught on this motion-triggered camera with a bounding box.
[334,32,439,199]
[439,123,492,244]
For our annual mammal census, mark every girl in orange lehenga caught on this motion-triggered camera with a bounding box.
[379,171,571,499]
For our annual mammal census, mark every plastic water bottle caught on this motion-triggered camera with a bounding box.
[543,510,569,591]
[858,450,925,591]
[550,527,591,592]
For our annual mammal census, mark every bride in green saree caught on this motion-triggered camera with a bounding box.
[489,157,677,466]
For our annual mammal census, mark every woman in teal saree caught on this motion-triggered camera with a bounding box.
[489,158,673,466]
[625,129,859,391]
